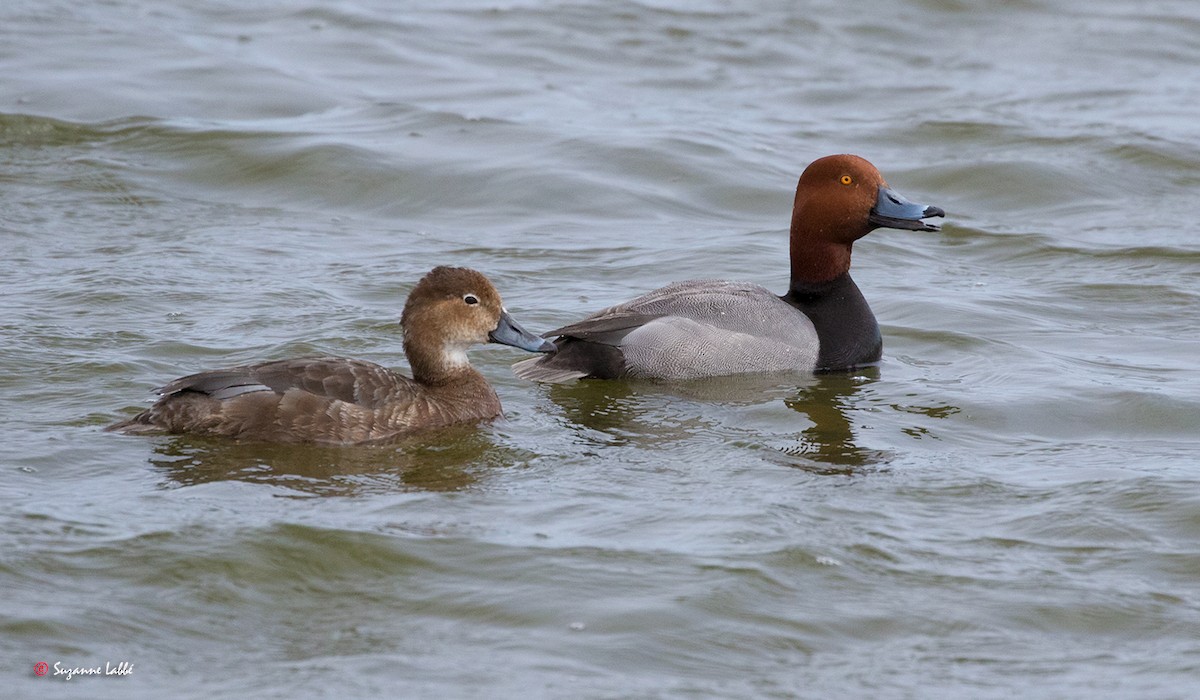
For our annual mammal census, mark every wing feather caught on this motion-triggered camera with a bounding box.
[157,356,418,409]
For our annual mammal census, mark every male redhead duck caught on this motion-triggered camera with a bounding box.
[107,266,554,444]
[513,154,944,382]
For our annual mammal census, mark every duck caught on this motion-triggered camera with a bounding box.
[512,154,944,382]
[107,266,555,444]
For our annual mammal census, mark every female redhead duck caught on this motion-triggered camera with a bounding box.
[513,155,944,382]
[108,266,554,444]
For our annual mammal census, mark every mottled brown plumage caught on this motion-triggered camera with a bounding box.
[107,266,553,444]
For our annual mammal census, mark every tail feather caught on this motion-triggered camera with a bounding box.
[104,411,164,435]
[511,356,589,384]
[511,337,628,383]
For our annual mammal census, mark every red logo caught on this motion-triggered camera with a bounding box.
[34,662,49,677]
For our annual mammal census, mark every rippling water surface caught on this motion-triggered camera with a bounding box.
[3,1,1199,698]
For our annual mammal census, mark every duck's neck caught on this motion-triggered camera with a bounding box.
[782,272,881,371]
[405,342,486,388]
[789,239,852,287]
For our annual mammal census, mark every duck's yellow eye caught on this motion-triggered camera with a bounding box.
[840,175,853,185]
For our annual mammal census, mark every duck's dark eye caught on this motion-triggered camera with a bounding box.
[463,294,479,305]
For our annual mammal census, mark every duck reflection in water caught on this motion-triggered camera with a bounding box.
[534,369,892,474]
[146,423,520,495]
[780,369,890,473]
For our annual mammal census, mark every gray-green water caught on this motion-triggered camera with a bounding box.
[4,1,1199,698]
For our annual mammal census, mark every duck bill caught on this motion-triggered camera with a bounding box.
[490,310,556,353]
[869,186,945,232]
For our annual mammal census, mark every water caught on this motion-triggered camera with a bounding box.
[3,1,1199,697]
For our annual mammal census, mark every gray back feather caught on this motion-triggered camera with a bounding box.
[545,280,821,379]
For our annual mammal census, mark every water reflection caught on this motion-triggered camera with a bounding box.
[539,370,896,473]
[779,369,888,472]
[542,373,812,446]
[145,424,520,495]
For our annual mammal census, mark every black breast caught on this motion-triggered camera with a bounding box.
[782,273,882,371]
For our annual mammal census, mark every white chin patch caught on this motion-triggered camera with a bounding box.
[443,346,470,368]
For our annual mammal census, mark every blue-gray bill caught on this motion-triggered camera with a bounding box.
[490,311,556,352]
[869,185,944,232]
